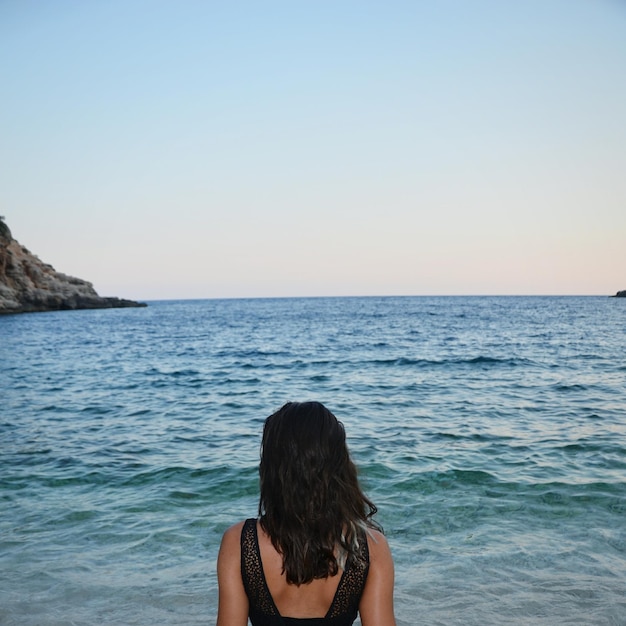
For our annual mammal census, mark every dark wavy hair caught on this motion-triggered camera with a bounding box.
[258,401,380,585]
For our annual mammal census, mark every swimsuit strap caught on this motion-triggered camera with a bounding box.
[241,518,279,617]
[326,528,370,619]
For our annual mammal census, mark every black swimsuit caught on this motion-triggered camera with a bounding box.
[240,519,370,626]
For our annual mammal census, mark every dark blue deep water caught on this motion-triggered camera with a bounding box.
[1,296,625,625]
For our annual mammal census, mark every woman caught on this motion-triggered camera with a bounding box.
[216,401,396,625]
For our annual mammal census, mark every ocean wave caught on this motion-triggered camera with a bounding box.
[366,355,538,368]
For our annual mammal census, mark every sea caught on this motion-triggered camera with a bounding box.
[1,296,625,626]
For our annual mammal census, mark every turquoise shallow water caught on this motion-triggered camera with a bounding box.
[1,296,625,625]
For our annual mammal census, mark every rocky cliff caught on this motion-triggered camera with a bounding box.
[0,218,146,314]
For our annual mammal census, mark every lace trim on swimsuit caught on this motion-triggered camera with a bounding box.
[327,526,369,618]
[241,518,279,616]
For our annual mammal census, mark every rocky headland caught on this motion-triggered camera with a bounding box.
[614,290,626,297]
[0,218,146,314]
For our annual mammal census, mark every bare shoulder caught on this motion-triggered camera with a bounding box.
[216,521,249,626]
[366,528,393,562]
[218,521,246,559]
[222,520,246,543]
[360,527,396,625]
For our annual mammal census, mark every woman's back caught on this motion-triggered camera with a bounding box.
[255,520,351,619]
[241,519,368,624]
[217,518,395,626]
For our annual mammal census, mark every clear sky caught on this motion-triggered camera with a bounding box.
[1,0,625,299]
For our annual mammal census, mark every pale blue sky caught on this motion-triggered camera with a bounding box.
[2,0,625,298]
